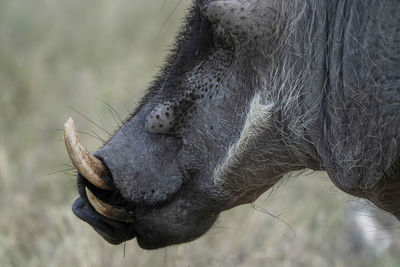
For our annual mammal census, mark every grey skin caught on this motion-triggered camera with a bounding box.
[72,0,400,249]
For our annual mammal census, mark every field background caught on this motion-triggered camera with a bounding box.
[0,0,399,266]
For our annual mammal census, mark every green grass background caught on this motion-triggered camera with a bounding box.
[0,0,398,266]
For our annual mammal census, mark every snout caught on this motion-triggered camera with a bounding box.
[92,113,184,206]
[65,118,220,249]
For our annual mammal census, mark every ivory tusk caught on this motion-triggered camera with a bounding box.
[64,118,112,190]
[85,187,134,223]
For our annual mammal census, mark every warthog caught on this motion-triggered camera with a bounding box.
[64,0,400,249]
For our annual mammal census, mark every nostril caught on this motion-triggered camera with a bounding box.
[75,157,115,197]
[77,171,130,208]
[93,156,115,189]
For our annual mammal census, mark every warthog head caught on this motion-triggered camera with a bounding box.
[66,0,400,249]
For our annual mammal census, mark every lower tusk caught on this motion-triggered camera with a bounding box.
[64,118,112,190]
[85,187,134,223]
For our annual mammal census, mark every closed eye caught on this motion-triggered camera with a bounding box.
[212,24,234,49]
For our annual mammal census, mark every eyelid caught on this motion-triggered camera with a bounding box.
[212,25,234,48]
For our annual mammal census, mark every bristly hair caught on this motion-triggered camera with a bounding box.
[210,1,323,203]
[127,2,213,121]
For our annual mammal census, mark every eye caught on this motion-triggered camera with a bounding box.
[212,24,234,49]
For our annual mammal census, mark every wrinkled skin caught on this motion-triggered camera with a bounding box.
[72,0,400,249]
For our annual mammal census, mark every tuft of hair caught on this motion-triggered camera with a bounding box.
[214,93,273,185]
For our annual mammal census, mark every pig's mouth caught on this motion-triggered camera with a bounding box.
[72,196,136,245]
[65,118,137,243]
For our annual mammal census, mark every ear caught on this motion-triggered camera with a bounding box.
[203,0,264,40]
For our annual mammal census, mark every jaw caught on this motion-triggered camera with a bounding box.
[132,195,220,250]
[73,197,219,249]
[72,197,136,245]
[74,169,221,249]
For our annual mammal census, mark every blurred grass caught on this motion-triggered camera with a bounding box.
[0,0,398,266]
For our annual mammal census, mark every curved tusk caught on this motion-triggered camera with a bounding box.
[86,187,134,223]
[64,118,112,190]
